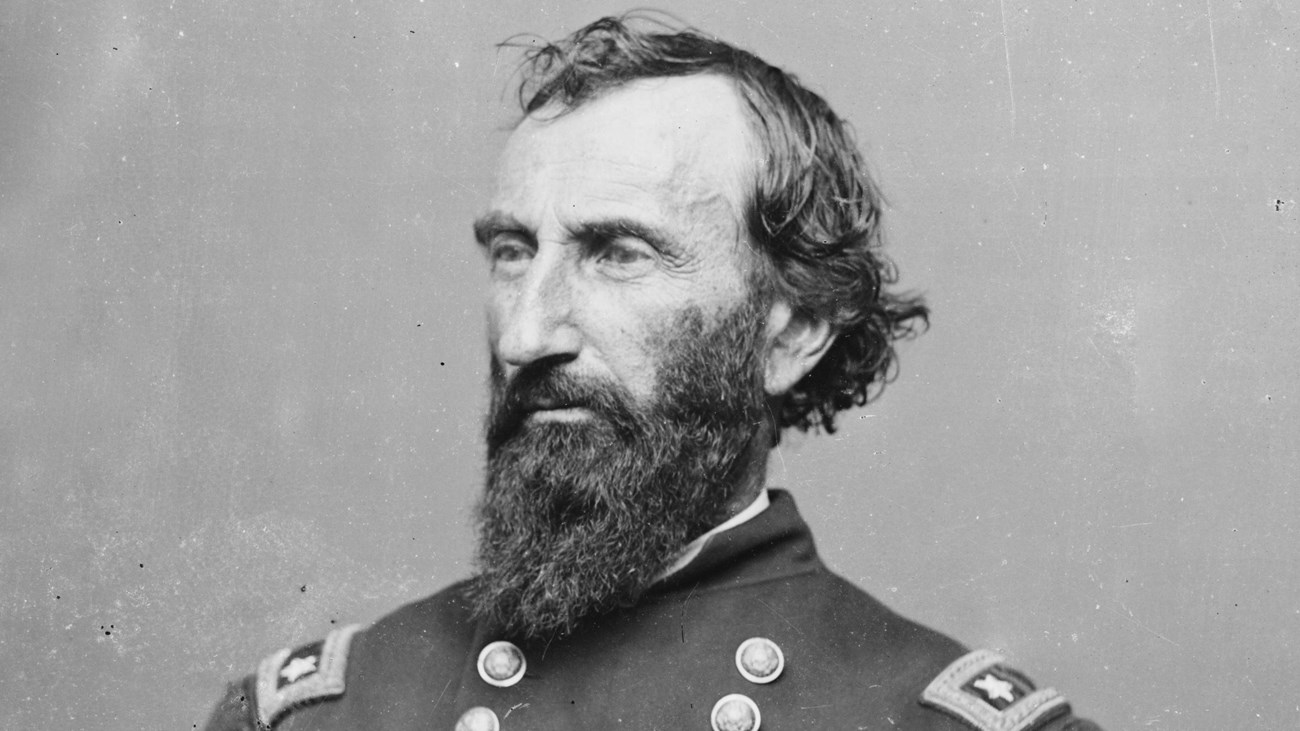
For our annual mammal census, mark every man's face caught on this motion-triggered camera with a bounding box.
[477,74,760,410]
[470,76,774,639]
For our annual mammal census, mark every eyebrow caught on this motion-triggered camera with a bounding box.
[570,217,681,259]
[472,212,533,249]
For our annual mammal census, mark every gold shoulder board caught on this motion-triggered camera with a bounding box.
[255,623,362,727]
[920,649,1069,731]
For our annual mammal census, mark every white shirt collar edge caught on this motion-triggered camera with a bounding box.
[655,488,771,582]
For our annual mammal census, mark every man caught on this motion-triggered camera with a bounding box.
[206,15,1101,731]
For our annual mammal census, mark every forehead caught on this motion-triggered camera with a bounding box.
[492,75,756,230]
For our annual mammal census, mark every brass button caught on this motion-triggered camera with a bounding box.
[455,706,500,731]
[735,637,784,684]
[711,693,760,731]
[477,640,526,687]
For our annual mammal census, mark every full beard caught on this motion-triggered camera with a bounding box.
[470,300,770,641]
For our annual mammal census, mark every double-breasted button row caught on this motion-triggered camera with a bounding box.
[454,698,761,731]
[460,636,784,729]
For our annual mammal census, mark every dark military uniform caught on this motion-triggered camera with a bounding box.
[205,490,1101,730]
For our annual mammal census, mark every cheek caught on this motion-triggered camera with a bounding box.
[572,302,672,403]
[483,303,501,349]
[484,286,516,344]
[591,323,659,400]
[612,306,725,405]
[484,305,517,372]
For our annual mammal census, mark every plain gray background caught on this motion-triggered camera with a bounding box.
[2,1,1297,729]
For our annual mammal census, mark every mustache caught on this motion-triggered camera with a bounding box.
[487,357,641,448]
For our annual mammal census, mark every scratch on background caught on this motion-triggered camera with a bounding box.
[754,18,781,42]
[997,0,1016,132]
[1210,214,1229,248]
[1206,0,1221,118]
[1107,604,1182,649]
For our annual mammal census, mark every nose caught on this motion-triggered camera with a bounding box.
[491,245,582,369]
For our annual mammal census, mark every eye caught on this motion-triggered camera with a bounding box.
[486,233,534,274]
[595,237,655,270]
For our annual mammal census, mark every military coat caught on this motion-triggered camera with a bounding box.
[205,490,1101,731]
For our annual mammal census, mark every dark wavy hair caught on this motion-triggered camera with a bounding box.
[506,13,929,434]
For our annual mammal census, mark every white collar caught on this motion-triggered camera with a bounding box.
[656,488,771,581]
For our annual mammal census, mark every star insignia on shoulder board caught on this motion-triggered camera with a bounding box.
[279,655,318,685]
[274,642,323,690]
[921,650,1070,731]
[970,672,1018,706]
[256,624,362,727]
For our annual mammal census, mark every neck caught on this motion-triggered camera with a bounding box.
[720,421,773,520]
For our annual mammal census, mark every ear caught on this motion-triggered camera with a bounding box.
[762,301,836,396]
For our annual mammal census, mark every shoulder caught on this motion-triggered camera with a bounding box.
[820,573,1104,729]
[360,578,478,654]
[737,569,1102,729]
[780,568,970,682]
[203,580,477,731]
